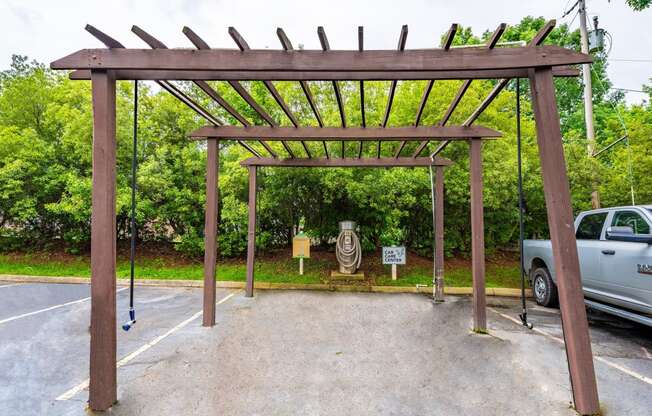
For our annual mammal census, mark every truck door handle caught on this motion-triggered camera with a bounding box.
[601,249,616,255]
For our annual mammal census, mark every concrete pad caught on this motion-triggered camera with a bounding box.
[79,293,652,415]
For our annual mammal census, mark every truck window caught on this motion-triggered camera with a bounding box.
[576,212,608,240]
[612,211,651,234]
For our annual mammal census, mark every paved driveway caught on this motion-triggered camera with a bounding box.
[0,282,650,415]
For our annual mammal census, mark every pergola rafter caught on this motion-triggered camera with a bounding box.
[83,24,264,158]
[411,23,506,157]
[378,25,408,157]
[395,23,459,158]
[277,28,323,159]
[358,26,365,158]
[318,27,347,158]
[425,19,556,158]
[130,25,279,159]
[52,20,600,416]
[223,27,298,159]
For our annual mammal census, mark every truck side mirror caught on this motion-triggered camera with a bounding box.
[606,226,652,244]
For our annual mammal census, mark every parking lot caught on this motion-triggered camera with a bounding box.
[1,281,651,415]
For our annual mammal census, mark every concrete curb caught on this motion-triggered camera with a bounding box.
[0,274,532,297]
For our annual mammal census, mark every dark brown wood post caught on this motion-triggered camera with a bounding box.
[89,70,117,411]
[529,67,599,415]
[433,166,445,301]
[203,138,218,326]
[470,138,486,332]
[245,166,257,297]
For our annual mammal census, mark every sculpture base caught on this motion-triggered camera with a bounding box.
[330,271,365,281]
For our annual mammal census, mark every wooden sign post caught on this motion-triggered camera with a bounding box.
[382,246,406,280]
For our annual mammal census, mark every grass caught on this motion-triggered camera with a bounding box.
[0,251,524,288]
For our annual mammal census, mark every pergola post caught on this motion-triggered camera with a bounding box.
[203,138,218,326]
[433,166,445,301]
[528,67,599,415]
[245,166,257,297]
[89,70,117,411]
[470,138,486,332]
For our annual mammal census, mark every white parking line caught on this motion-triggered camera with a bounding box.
[642,347,652,360]
[0,283,21,289]
[489,307,652,386]
[56,291,237,401]
[0,287,128,325]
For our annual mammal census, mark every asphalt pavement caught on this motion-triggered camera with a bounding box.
[0,281,650,415]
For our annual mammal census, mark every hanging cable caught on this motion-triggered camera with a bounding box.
[123,80,138,332]
[516,79,533,329]
[593,73,636,205]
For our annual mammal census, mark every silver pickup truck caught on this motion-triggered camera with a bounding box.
[524,205,652,325]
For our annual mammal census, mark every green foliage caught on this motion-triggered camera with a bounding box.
[626,0,652,11]
[1,15,651,259]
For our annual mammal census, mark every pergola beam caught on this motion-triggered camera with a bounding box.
[69,66,579,81]
[240,156,452,168]
[189,125,501,140]
[54,45,589,74]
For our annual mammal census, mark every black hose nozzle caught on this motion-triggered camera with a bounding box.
[519,312,533,329]
[122,307,136,331]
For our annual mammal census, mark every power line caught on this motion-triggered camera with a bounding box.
[608,58,652,63]
[611,87,648,94]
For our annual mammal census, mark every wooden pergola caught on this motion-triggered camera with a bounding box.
[51,20,600,415]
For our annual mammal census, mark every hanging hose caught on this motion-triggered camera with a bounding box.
[123,80,138,332]
[335,222,362,274]
[516,79,533,330]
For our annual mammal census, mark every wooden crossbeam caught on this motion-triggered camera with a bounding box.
[240,157,453,168]
[69,66,579,81]
[53,45,590,74]
[189,125,501,140]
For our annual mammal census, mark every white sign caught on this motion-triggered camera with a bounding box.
[382,246,406,265]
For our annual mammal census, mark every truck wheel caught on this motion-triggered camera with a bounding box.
[532,267,558,307]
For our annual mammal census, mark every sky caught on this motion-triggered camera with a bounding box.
[1,0,651,104]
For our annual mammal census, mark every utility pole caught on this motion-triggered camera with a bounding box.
[579,0,600,208]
